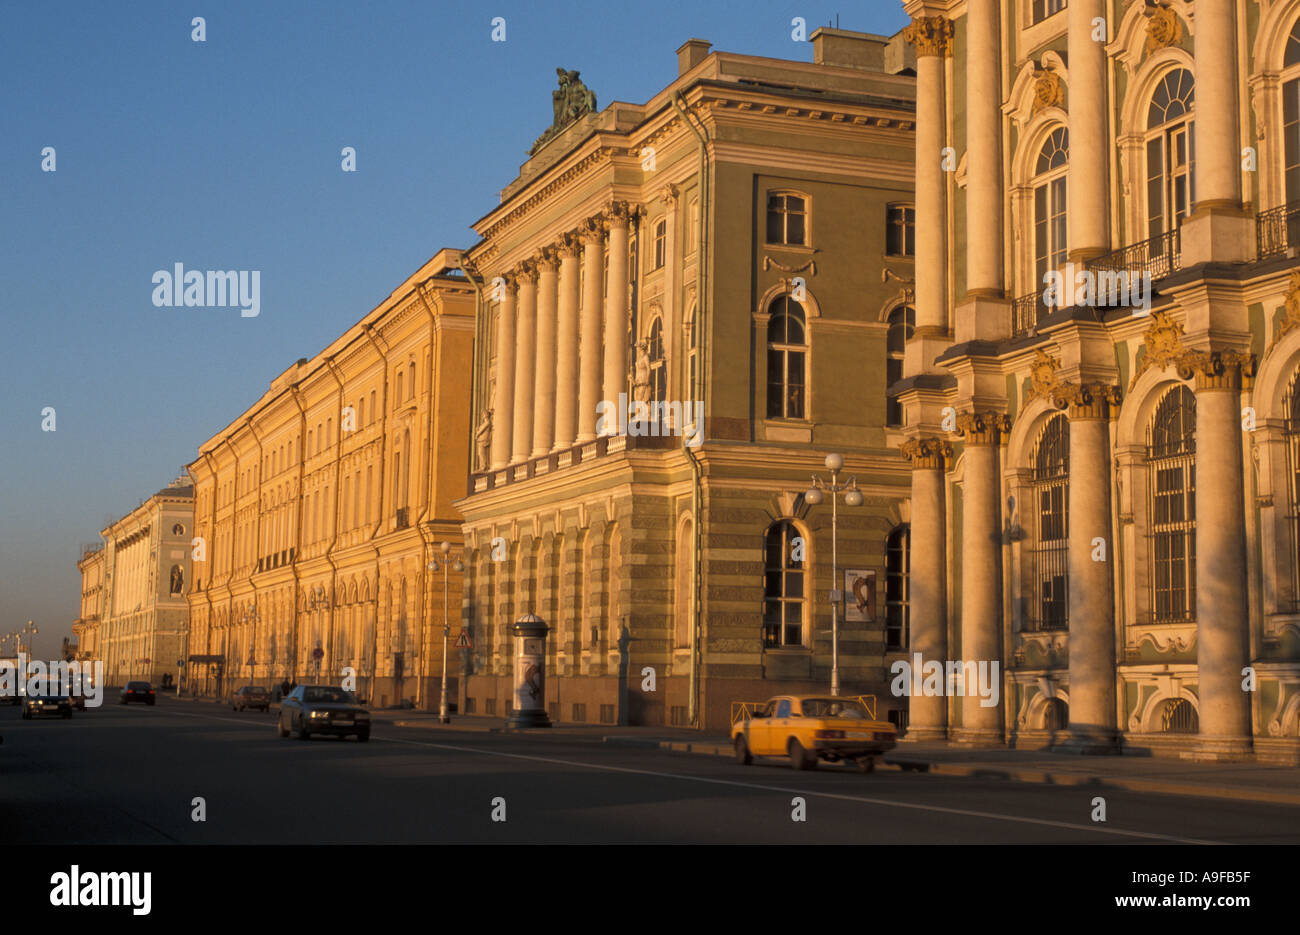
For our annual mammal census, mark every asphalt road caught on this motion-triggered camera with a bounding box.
[3,697,1297,845]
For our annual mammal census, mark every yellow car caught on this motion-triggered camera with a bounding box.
[731,695,897,772]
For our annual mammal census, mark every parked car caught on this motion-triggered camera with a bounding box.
[277,685,370,742]
[22,694,72,719]
[119,681,156,706]
[731,695,897,771]
[68,690,87,711]
[232,685,270,712]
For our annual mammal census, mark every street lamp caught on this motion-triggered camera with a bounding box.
[239,604,260,684]
[805,453,863,698]
[20,621,38,657]
[428,541,464,724]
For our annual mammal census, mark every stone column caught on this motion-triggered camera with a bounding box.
[1062,384,1120,751]
[1187,350,1253,757]
[956,411,1009,744]
[577,219,605,443]
[511,262,537,465]
[532,249,559,458]
[900,437,952,740]
[1067,0,1109,261]
[553,235,581,450]
[965,0,1002,293]
[902,15,952,374]
[602,204,631,429]
[489,278,516,470]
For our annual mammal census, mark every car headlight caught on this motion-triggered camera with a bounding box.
[310,710,329,718]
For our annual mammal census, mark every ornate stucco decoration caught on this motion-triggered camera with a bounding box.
[900,437,953,470]
[1143,1,1183,57]
[1269,269,1300,353]
[762,255,816,275]
[956,411,1011,446]
[902,15,953,58]
[881,265,914,304]
[529,68,598,156]
[1031,65,1065,115]
[1025,347,1063,403]
[1129,308,1188,389]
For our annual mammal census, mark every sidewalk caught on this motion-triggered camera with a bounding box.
[166,695,1300,806]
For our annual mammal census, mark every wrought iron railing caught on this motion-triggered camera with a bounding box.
[1257,202,1300,260]
[1012,290,1050,338]
[1086,228,1181,282]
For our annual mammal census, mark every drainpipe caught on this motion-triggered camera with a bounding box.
[289,384,308,682]
[458,258,485,708]
[673,90,710,728]
[324,357,345,685]
[414,278,442,710]
[201,451,220,694]
[361,325,390,700]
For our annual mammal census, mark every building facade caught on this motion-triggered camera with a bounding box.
[456,31,919,729]
[894,0,1300,762]
[185,250,474,707]
[79,481,194,686]
[72,544,105,664]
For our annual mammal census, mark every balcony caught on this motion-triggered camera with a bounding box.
[1012,291,1050,339]
[1257,202,1300,261]
[1086,228,1181,282]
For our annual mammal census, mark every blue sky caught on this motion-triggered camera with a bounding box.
[0,0,909,659]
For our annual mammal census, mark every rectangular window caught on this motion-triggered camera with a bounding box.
[766,193,807,246]
[1032,0,1066,24]
[886,204,915,256]
[1147,136,1166,240]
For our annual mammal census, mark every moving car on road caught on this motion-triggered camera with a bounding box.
[232,685,270,712]
[277,685,370,742]
[731,695,896,772]
[22,695,72,719]
[119,681,156,706]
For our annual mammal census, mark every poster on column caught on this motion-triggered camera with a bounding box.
[844,569,876,623]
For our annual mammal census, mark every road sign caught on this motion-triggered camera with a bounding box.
[455,631,473,649]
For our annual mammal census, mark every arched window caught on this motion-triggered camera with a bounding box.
[1146,68,1196,240]
[1285,370,1300,611]
[1147,385,1197,623]
[1034,127,1069,294]
[401,428,411,509]
[1282,19,1300,241]
[647,317,666,404]
[408,361,416,400]
[885,524,910,650]
[763,520,806,648]
[766,192,808,246]
[886,305,915,427]
[395,370,404,407]
[1161,697,1199,733]
[766,297,807,419]
[1043,697,1068,731]
[652,219,667,270]
[1029,414,1069,631]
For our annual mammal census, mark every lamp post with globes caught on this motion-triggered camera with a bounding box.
[428,542,464,723]
[804,453,862,698]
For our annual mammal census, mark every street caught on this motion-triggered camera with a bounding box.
[2,697,1296,845]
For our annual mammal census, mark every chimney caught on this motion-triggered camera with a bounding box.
[677,38,711,76]
[810,28,888,72]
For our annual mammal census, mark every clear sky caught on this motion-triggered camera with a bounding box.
[0,0,910,660]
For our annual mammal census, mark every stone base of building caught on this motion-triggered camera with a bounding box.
[949,727,1005,747]
[898,726,949,742]
[1179,733,1255,763]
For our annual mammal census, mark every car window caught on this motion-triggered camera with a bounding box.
[775,699,792,718]
[758,701,775,718]
[289,687,303,701]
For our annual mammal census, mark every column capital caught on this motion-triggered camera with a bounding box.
[515,259,538,284]
[536,246,560,271]
[900,436,953,470]
[497,272,518,294]
[1178,349,1256,391]
[579,216,606,242]
[602,201,634,227]
[658,183,680,207]
[556,232,581,258]
[903,15,953,58]
[956,410,1011,446]
[1056,381,1122,420]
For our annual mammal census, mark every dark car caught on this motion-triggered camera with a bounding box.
[232,685,270,712]
[119,681,156,705]
[277,685,370,741]
[22,695,72,719]
[68,690,87,711]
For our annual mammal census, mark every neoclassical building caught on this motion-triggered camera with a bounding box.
[75,480,194,686]
[894,0,1300,762]
[185,249,474,706]
[456,31,919,728]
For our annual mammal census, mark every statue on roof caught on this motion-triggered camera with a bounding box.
[530,68,598,155]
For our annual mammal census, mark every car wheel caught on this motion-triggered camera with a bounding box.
[734,735,752,765]
[277,717,289,738]
[788,738,816,770]
[297,718,311,741]
[857,757,875,773]
[358,729,370,742]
